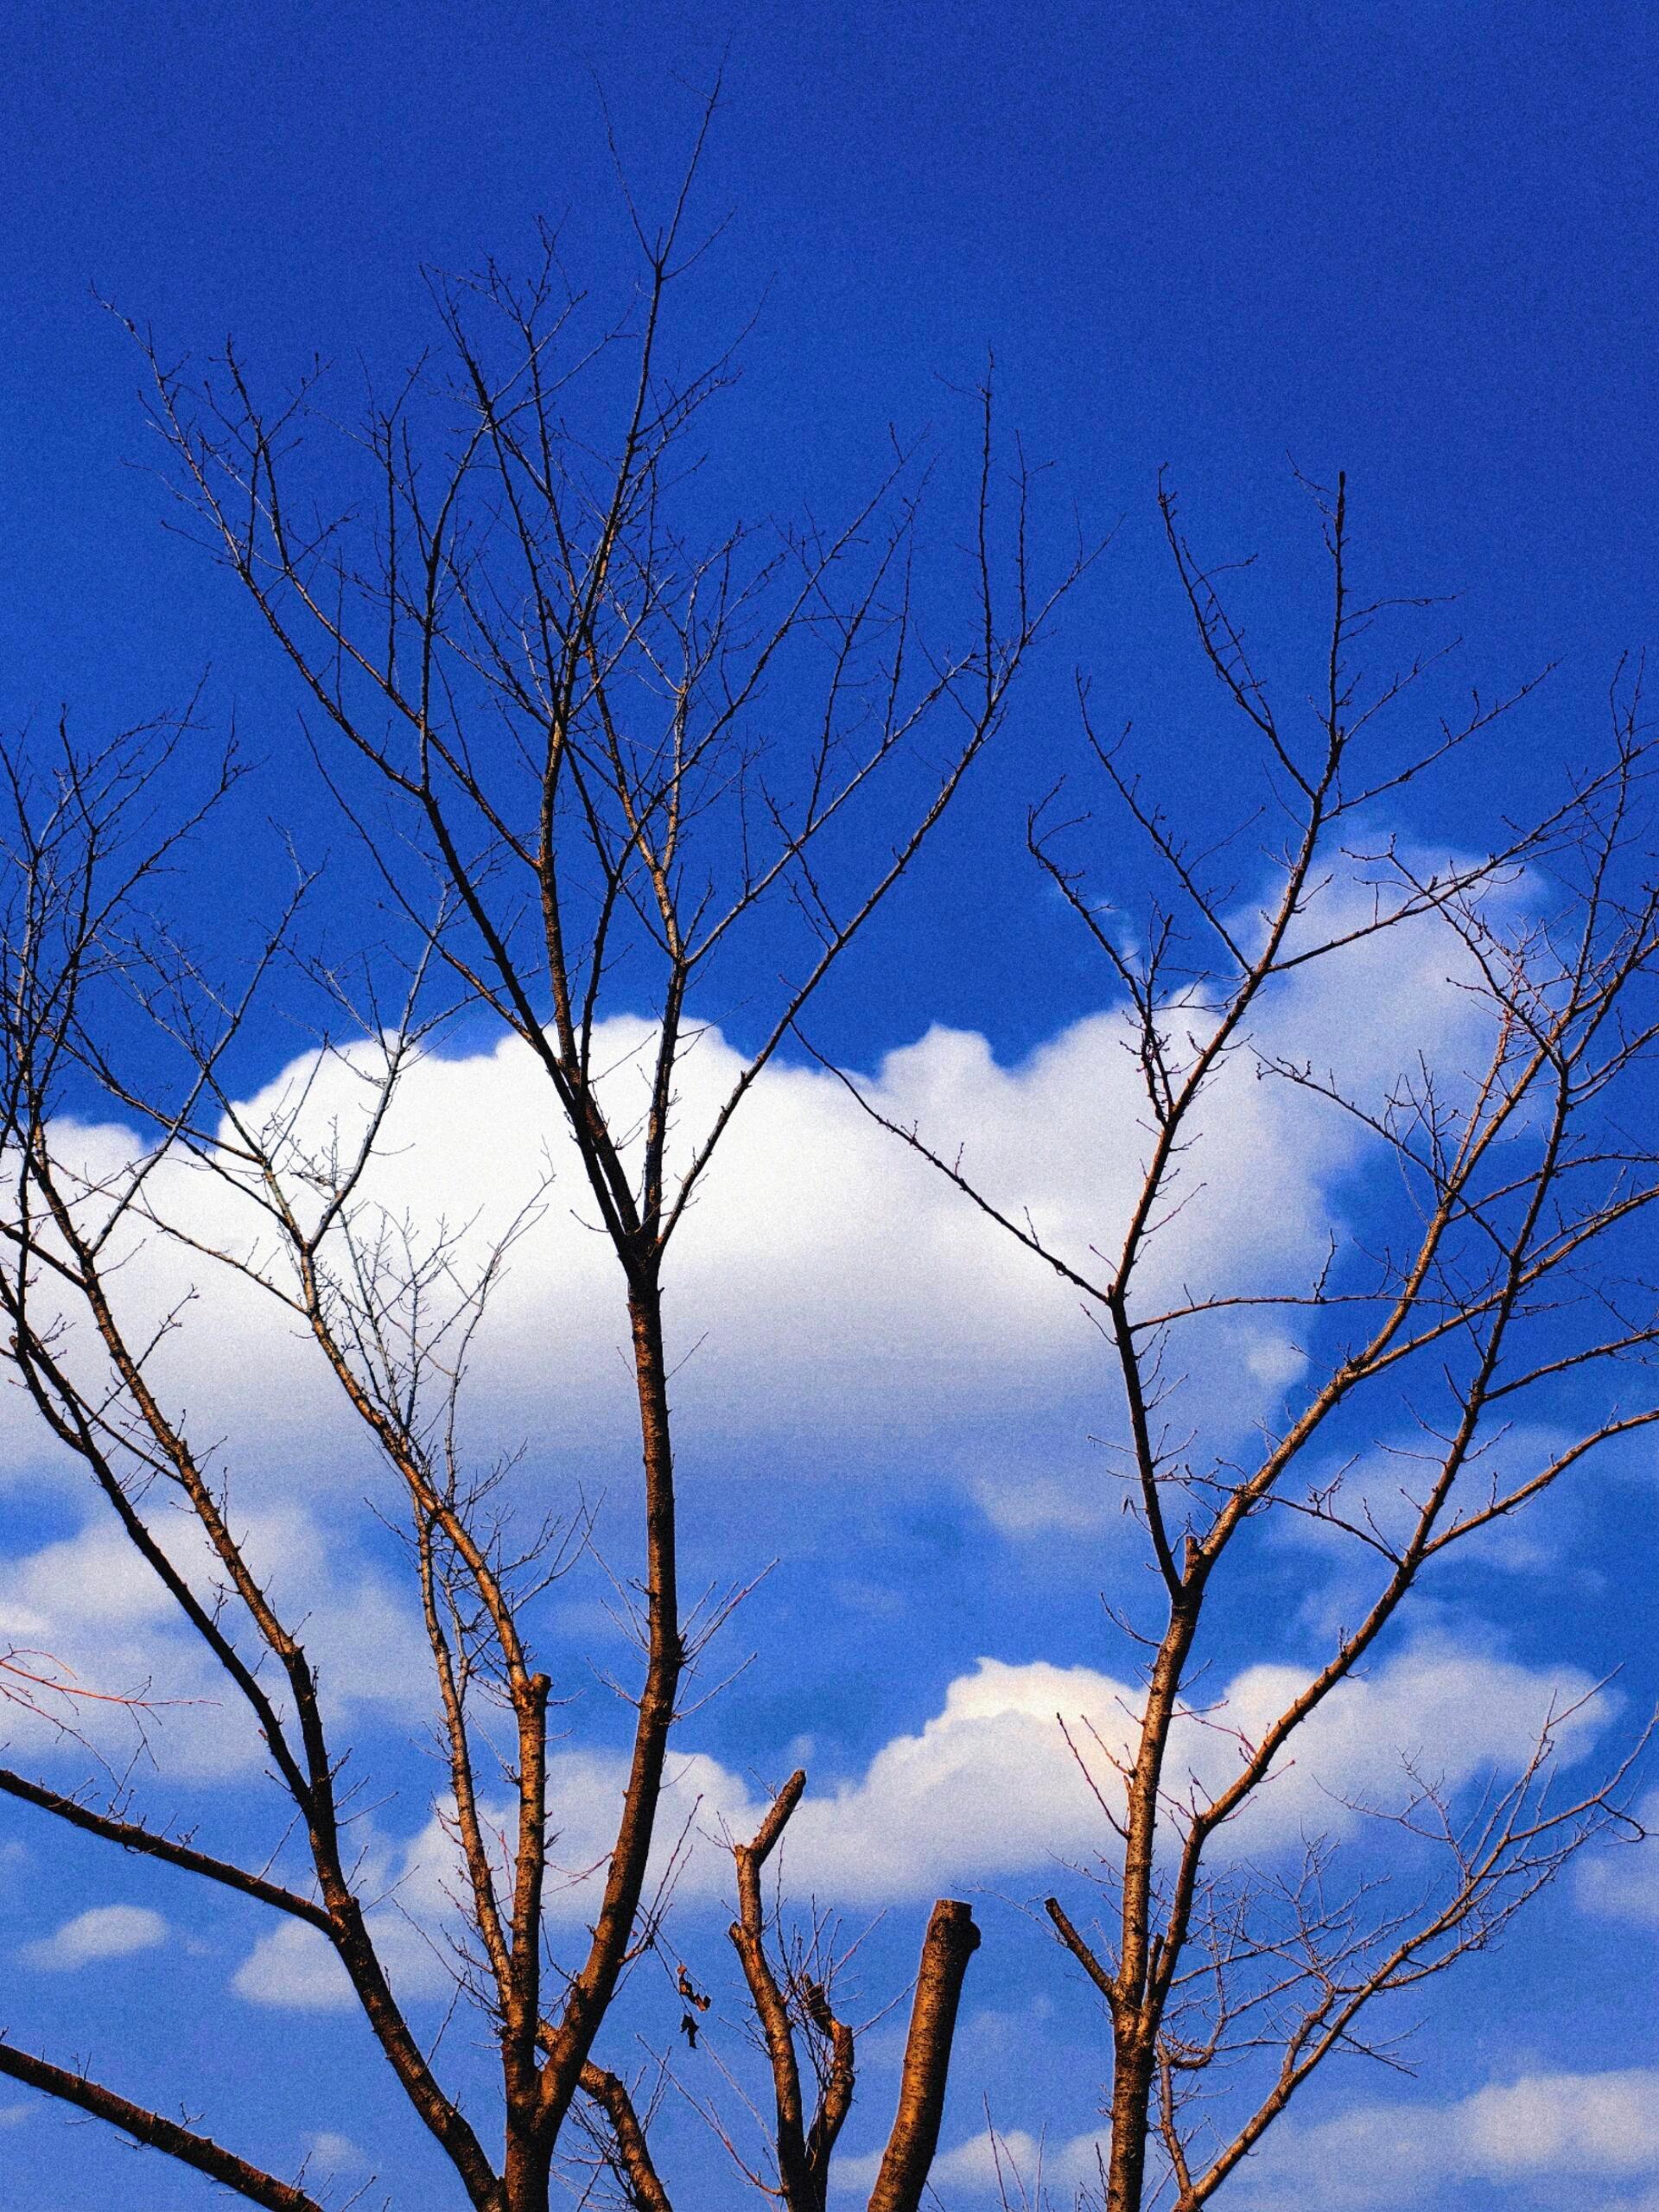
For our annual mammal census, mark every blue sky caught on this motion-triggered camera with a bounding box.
[2,4,1658,2209]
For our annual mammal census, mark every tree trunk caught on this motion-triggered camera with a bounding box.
[1106,2040,1154,2212]
[866,1899,981,2212]
[503,2128,550,2212]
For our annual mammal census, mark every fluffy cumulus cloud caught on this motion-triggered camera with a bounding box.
[621,1638,1601,1906]
[0,904,1501,1791]
[20,1903,167,1969]
[0,876,1490,1521]
[229,1636,1602,2007]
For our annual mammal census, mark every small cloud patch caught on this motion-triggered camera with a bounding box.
[20,1904,166,1970]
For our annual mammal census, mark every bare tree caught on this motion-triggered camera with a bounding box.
[837,475,1657,2211]
[0,125,1089,2212]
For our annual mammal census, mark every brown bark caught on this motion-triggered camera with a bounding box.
[865,1900,981,2212]
[581,2063,674,2212]
[728,1770,812,2207]
[1104,2043,1155,2212]
[533,1280,682,2144]
[729,1768,861,2212]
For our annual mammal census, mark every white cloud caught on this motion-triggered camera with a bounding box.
[1,889,1557,1894]
[887,2068,1659,2206]
[232,1887,456,2012]
[645,1639,1600,1907]
[228,1712,524,2012]
[21,1903,167,1969]
[229,1634,1605,2007]
[0,874,1489,1515]
[0,899,1503,1789]
[0,1501,434,1777]
[834,2123,1110,2196]
[302,2131,367,2175]
[1226,2068,1659,2209]
[1208,1636,1605,1846]
[232,1920,354,2011]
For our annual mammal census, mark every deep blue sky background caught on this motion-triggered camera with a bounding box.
[5,0,1659,1059]
[3,5,1658,2209]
